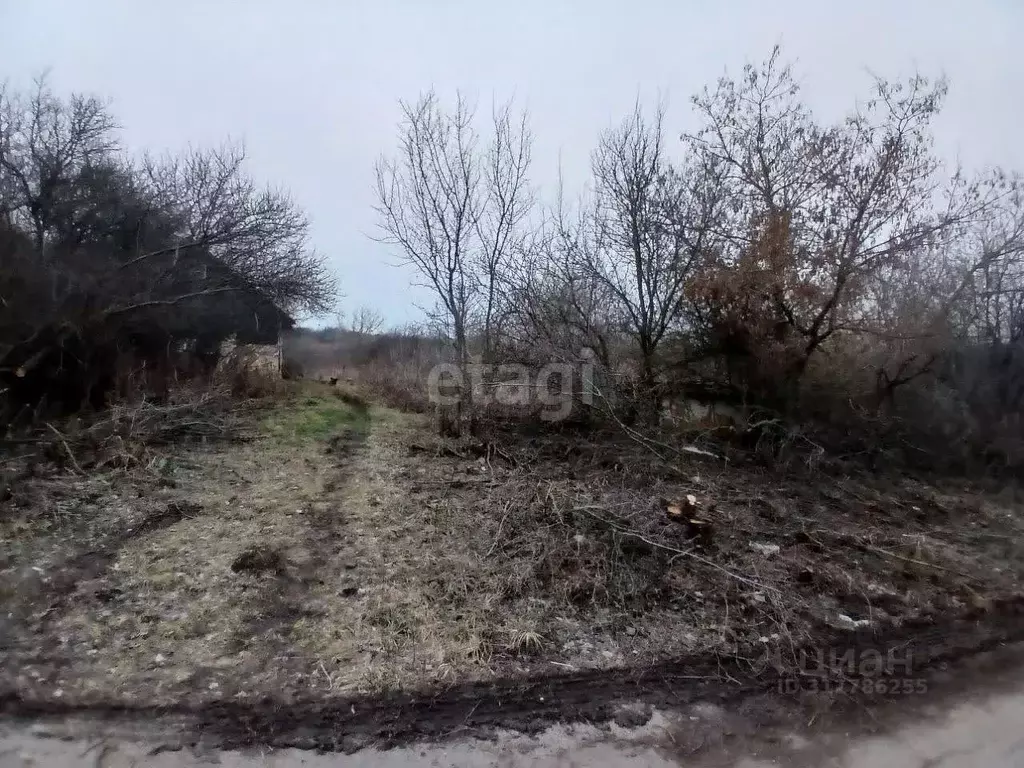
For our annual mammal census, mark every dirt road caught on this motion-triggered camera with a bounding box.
[3,673,1024,767]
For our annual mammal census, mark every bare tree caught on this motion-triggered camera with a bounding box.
[475,101,533,359]
[0,75,118,257]
[374,90,533,419]
[0,79,335,419]
[505,214,621,370]
[144,142,334,315]
[584,101,719,411]
[349,305,384,335]
[375,92,478,378]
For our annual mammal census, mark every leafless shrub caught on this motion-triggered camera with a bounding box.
[358,360,433,413]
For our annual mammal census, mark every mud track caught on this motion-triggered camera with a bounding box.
[3,597,1022,753]
[223,424,371,668]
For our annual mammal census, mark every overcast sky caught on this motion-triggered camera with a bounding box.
[2,0,1022,325]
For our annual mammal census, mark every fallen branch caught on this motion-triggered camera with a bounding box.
[572,504,777,593]
[585,379,722,469]
[44,423,84,475]
[861,542,976,581]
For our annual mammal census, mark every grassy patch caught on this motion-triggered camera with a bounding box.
[263,391,370,443]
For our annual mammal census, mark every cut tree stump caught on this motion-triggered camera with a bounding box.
[661,495,714,547]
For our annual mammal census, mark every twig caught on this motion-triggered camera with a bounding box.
[45,423,84,474]
[588,379,722,468]
[445,701,481,738]
[572,504,777,593]
[485,497,517,558]
[861,542,973,579]
[487,441,519,467]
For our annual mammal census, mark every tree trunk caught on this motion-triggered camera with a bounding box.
[453,319,475,436]
[638,343,661,423]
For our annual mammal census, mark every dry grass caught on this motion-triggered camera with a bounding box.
[286,412,523,691]
[2,383,369,701]
[37,425,333,699]
[3,380,1023,707]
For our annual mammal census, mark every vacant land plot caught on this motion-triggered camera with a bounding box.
[1,382,1023,748]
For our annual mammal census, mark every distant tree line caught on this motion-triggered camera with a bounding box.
[375,48,1024,472]
[0,76,334,425]
[285,319,445,376]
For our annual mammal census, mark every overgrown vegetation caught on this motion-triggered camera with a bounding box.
[0,76,334,431]
[285,324,446,412]
[364,47,1024,476]
[3,48,1024,746]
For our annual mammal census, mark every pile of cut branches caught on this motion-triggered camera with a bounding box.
[32,385,249,473]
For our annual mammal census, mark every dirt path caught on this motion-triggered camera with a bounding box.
[3,659,1024,767]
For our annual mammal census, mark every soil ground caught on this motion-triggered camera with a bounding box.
[1,381,1023,753]
[3,643,1024,766]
